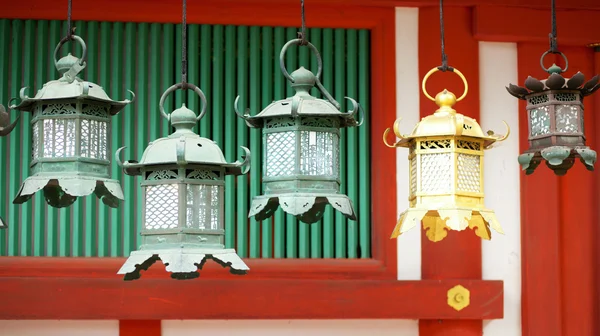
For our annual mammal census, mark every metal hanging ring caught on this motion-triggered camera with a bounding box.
[279,38,323,83]
[540,50,569,73]
[53,34,87,67]
[159,82,207,122]
[421,66,469,102]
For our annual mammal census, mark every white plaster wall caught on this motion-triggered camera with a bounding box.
[0,320,119,336]
[479,41,522,336]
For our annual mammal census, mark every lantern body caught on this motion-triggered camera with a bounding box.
[140,165,225,249]
[116,89,250,281]
[507,70,599,175]
[385,87,508,242]
[237,66,362,224]
[9,42,133,208]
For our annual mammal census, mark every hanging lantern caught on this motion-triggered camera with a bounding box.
[0,104,19,228]
[384,67,509,242]
[235,39,363,224]
[116,83,250,280]
[8,35,134,208]
[506,52,599,175]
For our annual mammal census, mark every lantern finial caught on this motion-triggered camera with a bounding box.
[434,89,457,115]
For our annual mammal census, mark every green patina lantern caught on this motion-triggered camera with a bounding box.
[235,39,363,224]
[0,104,19,228]
[8,35,134,207]
[116,83,250,281]
[506,52,599,175]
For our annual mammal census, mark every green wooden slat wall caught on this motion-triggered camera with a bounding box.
[0,19,371,259]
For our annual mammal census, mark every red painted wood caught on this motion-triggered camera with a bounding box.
[417,7,485,336]
[556,46,597,336]
[3,0,600,21]
[474,6,600,46]
[517,43,562,336]
[593,46,600,331]
[0,277,503,320]
[120,321,161,336]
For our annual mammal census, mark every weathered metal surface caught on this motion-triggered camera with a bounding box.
[237,38,363,224]
[507,61,599,175]
[0,20,371,259]
[385,67,508,242]
[116,83,249,280]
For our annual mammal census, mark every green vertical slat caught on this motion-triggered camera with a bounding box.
[321,28,334,258]
[224,25,236,249]
[195,24,208,137]
[19,20,35,256]
[122,22,137,255]
[346,29,359,259]
[109,22,124,257]
[309,27,323,259]
[284,27,298,258]
[272,27,286,258]
[297,39,310,259]
[8,20,23,257]
[334,28,347,259]
[33,20,48,257]
[358,30,371,258]
[161,24,175,137]
[260,26,273,259]
[136,23,150,251]
[0,20,10,256]
[249,26,261,259]
[212,25,224,148]
[175,24,184,108]
[45,20,61,257]
[82,21,99,257]
[235,25,249,258]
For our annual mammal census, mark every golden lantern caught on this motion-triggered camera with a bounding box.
[383,67,510,242]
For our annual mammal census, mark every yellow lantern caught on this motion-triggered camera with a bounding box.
[383,67,510,242]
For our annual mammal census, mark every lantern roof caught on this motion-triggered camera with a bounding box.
[386,89,509,149]
[235,67,362,128]
[9,54,134,116]
[117,102,250,176]
[506,71,600,100]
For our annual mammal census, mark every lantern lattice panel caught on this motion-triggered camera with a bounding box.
[0,19,371,259]
[265,131,297,177]
[457,154,481,193]
[530,107,551,136]
[420,153,453,193]
[145,184,180,230]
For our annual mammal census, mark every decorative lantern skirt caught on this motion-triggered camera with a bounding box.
[116,83,250,280]
[9,35,133,208]
[385,67,509,242]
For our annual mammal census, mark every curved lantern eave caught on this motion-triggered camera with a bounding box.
[235,39,363,224]
[8,35,134,209]
[116,83,250,281]
[506,60,600,175]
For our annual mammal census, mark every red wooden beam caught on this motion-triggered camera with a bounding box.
[417,6,484,336]
[120,321,161,336]
[0,276,503,320]
[474,6,600,46]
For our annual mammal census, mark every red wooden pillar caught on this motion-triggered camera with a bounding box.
[418,7,483,335]
[120,320,161,336]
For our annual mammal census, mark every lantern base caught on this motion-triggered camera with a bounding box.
[117,248,249,281]
[391,207,503,243]
[248,193,357,224]
[13,176,124,208]
[518,146,596,176]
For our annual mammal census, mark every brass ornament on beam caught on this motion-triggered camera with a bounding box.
[447,285,470,311]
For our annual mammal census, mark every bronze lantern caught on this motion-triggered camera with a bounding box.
[506,55,599,175]
[0,104,19,228]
